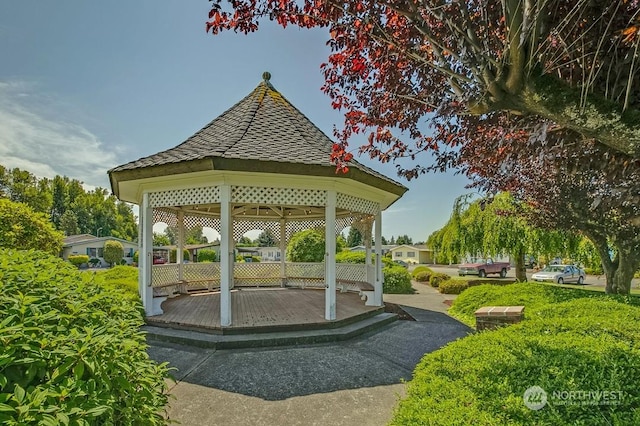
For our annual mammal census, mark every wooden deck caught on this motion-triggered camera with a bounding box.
[146,288,381,334]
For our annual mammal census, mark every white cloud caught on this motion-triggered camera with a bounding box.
[0,80,117,187]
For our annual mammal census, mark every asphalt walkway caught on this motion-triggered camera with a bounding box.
[147,282,470,426]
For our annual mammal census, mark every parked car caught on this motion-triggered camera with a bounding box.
[152,255,166,265]
[393,260,409,268]
[531,264,585,284]
[458,258,511,278]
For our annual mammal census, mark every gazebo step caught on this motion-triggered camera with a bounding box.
[142,312,398,349]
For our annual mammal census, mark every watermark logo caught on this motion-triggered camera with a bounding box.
[523,386,624,410]
[523,386,548,410]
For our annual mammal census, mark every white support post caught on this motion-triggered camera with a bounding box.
[280,219,286,287]
[374,209,383,306]
[325,191,337,320]
[364,221,373,285]
[220,185,233,326]
[140,193,155,315]
[177,210,185,282]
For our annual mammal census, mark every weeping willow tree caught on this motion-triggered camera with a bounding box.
[427,193,579,281]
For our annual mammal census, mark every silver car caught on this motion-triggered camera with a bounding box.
[531,264,586,284]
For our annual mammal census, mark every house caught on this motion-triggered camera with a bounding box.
[153,243,220,263]
[389,244,434,264]
[255,246,282,262]
[62,234,138,267]
[348,245,397,255]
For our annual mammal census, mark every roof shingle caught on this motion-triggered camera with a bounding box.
[109,76,405,189]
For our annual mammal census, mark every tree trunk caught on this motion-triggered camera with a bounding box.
[514,247,527,282]
[586,232,639,294]
[607,247,640,294]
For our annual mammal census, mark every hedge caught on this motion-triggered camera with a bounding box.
[438,279,469,294]
[411,265,433,278]
[68,254,90,268]
[0,249,169,425]
[383,265,414,294]
[429,272,450,288]
[448,283,619,327]
[392,292,640,425]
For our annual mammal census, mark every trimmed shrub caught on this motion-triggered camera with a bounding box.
[467,279,518,287]
[447,282,627,327]
[413,270,432,282]
[197,249,217,262]
[438,279,469,294]
[103,240,124,266]
[411,265,433,278]
[0,249,169,425]
[429,272,450,288]
[392,298,640,425]
[383,265,414,294]
[68,254,89,268]
[133,250,139,264]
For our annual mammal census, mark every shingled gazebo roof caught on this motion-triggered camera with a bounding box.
[109,73,406,201]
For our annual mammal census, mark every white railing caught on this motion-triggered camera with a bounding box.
[336,263,369,283]
[234,263,281,287]
[151,262,372,290]
[151,264,179,286]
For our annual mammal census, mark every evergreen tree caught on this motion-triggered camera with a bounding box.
[346,227,363,247]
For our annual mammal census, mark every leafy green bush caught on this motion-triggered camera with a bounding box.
[0,249,169,425]
[197,249,217,262]
[392,298,640,425]
[411,265,433,278]
[335,251,366,263]
[438,279,469,294]
[88,257,101,267]
[103,240,124,266]
[92,265,139,300]
[0,199,63,255]
[413,270,432,282]
[584,267,604,275]
[170,248,190,263]
[133,250,139,264]
[68,254,89,268]
[428,272,450,288]
[383,265,413,294]
[466,279,518,287]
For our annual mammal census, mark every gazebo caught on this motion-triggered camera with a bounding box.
[108,73,407,330]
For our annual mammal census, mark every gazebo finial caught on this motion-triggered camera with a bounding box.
[262,71,271,82]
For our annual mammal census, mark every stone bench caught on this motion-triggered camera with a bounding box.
[474,306,525,331]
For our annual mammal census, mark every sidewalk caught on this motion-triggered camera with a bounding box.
[148,283,470,426]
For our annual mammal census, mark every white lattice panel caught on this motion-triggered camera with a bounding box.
[233,220,281,242]
[183,263,220,290]
[234,263,281,287]
[232,186,327,206]
[337,193,379,215]
[184,263,220,281]
[151,264,179,286]
[285,262,324,278]
[336,264,369,283]
[149,187,220,208]
[184,214,221,233]
[153,208,178,227]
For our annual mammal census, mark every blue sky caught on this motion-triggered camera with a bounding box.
[0,1,471,242]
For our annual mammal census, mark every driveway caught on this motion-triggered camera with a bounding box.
[147,292,471,426]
